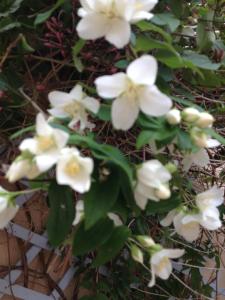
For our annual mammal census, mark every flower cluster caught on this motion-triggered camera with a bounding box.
[7,113,94,194]
[161,186,224,242]
[77,0,158,48]
[166,107,220,171]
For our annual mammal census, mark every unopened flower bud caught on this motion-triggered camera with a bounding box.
[166,108,181,125]
[196,112,214,128]
[136,236,155,248]
[131,245,144,264]
[155,185,171,200]
[191,128,208,148]
[182,107,200,123]
[165,162,177,174]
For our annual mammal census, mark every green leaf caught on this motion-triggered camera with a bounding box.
[0,0,24,17]
[84,165,121,229]
[92,226,130,267]
[114,60,129,69]
[72,39,86,73]
[47,181,75,247]
[177,130,195,151]
[0,17,20,32]
[136,21,172,43]
[34,0,65,25]
[136,130,156,149]
[152,13,180,32]
[96,104,111,121]
[10,125,35,140]
[146,194,182,215]
[183,51,220,70]
[135,35,179,56]
[73,219,114,256]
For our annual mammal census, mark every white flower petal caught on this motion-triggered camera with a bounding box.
[148,266,156,287]
[139,85,172,117]
[114,0,135,20]
[95,73,127,99]
[48,107,69,118]
[19,138,37,154]
[206,138,220,148]
[69,84,83,100]
[83,97,100,114]
[48,91,74,107]
[160,210,177,227]
[0,205,19,229]
[52,128,69,150]
[131,11,153,22]
[134,189,148,210]
[77,13,109,40]
[105,18,131,48]
[165,249,185,259]
[112,95,139,130]
[36,154,58,172]
[127,55,157,85]
[36,113,53,136]
[157,260,172,280]
[196,186,224,209]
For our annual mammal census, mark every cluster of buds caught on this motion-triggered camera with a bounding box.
[166,107,214,127]
[166,107,215,148]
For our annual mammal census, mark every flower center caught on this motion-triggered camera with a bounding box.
[135,3,144,10]
[37,136,56,152]
[184,221,198,231]
[64,102,82,117]
[64,160,80,176]
[125,79,139,101]
[156,257,169,274]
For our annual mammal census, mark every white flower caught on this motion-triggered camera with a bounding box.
[196,112,214,128]
[196,186,224,211]
[73,200,85,226]
[182,148,210,171]
[56,147,94,193]
[134,160,172,210]
[182,107,200,123]
[148,248,184,287]
[95,55,172,130]
[196,186,224,231]
[166,108,181,125]
[199,206,222,230]
[6,155,41,182]
[0,187,19,229]
[76,0,157,48]
[19,114,69,172]
[161,209,201,242]
[48,85,100,131]
[173,212,201,242]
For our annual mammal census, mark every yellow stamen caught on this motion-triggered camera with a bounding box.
[156,257,169,274]
[37,136,55,152]
[64,160,80,176]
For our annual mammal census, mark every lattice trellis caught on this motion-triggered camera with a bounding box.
[0,193,78,300]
